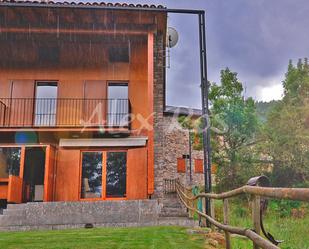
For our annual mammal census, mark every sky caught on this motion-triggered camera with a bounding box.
[96,0,309,108]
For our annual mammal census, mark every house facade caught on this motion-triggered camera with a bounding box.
[0,1,205,206]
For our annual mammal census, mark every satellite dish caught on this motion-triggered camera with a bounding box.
[166,27,179,48]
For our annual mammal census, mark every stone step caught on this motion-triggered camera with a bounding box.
[159,213,187,218]
[7,204,27,210]
[162,202,182,208]
[158,217,198,227]
[161,207,185,213]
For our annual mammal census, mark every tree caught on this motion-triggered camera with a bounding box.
[209,68,262,191]
[262,59,309,187]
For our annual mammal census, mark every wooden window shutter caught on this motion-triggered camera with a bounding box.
[177,158,186,173]
[194,159,204,174]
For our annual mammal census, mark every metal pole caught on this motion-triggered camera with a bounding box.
[198,12,212,227]
[189,131,192,184]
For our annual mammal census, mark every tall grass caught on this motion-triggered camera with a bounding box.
[212,199,309,249]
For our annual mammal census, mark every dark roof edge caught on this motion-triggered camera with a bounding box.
[0,1,204,14]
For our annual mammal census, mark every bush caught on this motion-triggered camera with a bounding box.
[268,199,302,218]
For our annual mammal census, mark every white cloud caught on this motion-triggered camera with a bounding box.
[258,83,284,102]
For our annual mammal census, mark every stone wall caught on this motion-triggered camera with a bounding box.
[0,200,159,230]
[154,115,204,199]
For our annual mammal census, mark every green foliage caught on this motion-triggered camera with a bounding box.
[210,68,262,191]
[268,200,302,218]
[261,58,309,187]
[255,100,278,123]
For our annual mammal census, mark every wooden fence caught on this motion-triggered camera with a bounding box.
[175,179,309,249]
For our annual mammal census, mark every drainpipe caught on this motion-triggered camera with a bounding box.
[189,130,192,184]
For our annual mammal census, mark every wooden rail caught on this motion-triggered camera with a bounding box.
[175,179,309,249]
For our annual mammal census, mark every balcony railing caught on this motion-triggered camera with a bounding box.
[0,98,131,129]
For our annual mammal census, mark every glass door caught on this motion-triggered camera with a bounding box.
[80,150,127,200]
[107,83,128,127]
[35,82,58,126]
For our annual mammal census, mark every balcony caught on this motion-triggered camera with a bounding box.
[0,98,131,129]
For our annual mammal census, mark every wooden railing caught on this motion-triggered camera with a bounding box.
[175,179,309,249]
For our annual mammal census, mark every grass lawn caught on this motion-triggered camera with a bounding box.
[230,213,309,249]
[212,200,309,249]
[0,226,208,249]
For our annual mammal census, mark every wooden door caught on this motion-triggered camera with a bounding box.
[127,147,148,199]
[7,146,25,204]
[84,81,107,126]
[44,145,56,202]
[7,175,23,203]
[10,80,34,127]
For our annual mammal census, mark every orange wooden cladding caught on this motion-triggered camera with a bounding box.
[10,80,34,126]
[44,145,56,202]
[7,175,23,203]
[127,147,148,199]
[84,80,107,125]
[177,158,186,173]
[147,32,155,195]
[54,149,80,201]
[0,184,8,199]
[194,159,204,174]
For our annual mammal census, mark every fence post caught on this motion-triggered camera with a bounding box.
[223,199,231,249]
[210,199,215,219]
[252,195,261,249]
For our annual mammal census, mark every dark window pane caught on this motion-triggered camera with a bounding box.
[108,47,129,63]
[81,152,102,199]
[0,147,21,177]
[106,152,126,198]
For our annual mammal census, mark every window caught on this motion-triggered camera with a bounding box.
[106,152,127,198]
[0,147,21,178]
[177,158,186,173]
[80,150,127,199]
[194,159,204,174]
[35,82,58,126]
[107,83,129,127]
[81,152,103,199]
[108,46,130,63]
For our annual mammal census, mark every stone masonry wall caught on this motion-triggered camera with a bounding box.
[153,34,204,199]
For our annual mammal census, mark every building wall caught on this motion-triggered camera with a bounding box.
[0,40,149,131]
[153,114,204,199]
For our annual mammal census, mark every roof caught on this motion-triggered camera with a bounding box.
[0,0,165,9]
[164,105,203,117]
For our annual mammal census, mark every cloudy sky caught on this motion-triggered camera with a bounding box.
[101,0,309,108]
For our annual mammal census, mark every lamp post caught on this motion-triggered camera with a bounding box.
[198,12,212,227]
